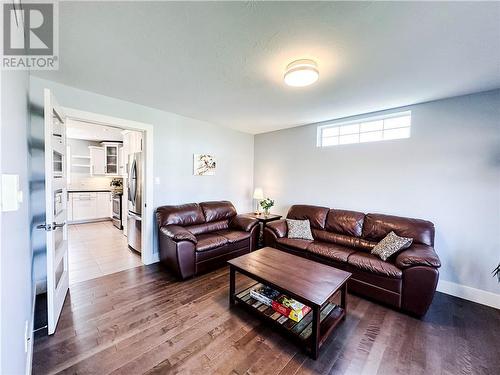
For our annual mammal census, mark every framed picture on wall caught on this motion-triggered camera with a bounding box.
[193,154,216,176]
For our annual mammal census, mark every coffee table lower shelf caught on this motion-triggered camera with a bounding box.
[232,283,346,357]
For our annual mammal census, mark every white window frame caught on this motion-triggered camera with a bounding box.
[317,110,411,147]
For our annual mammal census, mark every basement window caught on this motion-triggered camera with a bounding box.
[317,111,411,147]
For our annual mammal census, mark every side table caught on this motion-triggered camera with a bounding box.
[243,212,282,249]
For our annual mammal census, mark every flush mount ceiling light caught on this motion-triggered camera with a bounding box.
[284,59,319,87]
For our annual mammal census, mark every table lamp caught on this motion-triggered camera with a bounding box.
[253,188,264,214]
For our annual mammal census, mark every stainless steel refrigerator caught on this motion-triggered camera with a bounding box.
[127,152,142,252]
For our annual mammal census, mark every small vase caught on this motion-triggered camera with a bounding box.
[264,207,270,215]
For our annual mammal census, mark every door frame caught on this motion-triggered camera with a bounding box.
[62,107,156,265]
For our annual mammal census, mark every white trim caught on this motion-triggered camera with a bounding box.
[25,280,40,375]
[437,280,500,309]
[151,252,160,264]
[317,110,411,147]
[317,109,412,129]
[61,107,156,265]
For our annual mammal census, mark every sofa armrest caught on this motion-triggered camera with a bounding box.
[266,219,287,238]
[395,244,441,269]
[230,215,259,232]
[160,225,197,244]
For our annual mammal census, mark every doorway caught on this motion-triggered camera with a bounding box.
[35,91,155,336]
[65,119,144,284]
[63,107,155,267]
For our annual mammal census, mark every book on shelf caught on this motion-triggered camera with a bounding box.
[272,295,312,322]
[238,284,341,340]
[249,284,280,306]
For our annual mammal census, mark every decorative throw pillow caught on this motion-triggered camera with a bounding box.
[286,219,314,241]
[371,231,413,261]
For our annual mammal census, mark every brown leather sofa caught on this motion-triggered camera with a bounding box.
[156,201,259,279]
[264,205,441,317]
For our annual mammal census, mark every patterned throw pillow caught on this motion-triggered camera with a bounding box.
[371,231,413,261]
[286,219,314,241]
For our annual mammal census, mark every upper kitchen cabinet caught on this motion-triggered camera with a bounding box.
[102,142,119,175]
[89,146,105,175]
[123,131,143,154]
[89,142,123,176]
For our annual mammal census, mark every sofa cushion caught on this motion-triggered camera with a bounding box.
[186,220,228,235]
[199,201,237,223]
[286,219,314,240]
[276,237,313,251]
[325,209,365,237]
[156,203,205,227]
[347,252,402,278]
[195,233,228,252]
[312,229,377,252]
[287,205,329,229]
[362,213,435,246]
[215,229,251,244]
[307,242,356,263]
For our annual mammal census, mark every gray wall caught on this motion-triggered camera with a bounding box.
[254,90,500,296]
[30,77,254,287]
[1,71,32,374]
[31,77,254,210]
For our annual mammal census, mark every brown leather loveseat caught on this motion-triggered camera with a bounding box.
[264,205,441,317]
[157,201,259,279]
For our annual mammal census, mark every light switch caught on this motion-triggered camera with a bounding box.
[1,174,21,212]
[154,177,161,185]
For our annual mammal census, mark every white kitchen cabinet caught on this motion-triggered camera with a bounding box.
[89,147,105,175]
[72,193,97,221]
[96,192,112,218]
[69,191,112,223]
[123,131,143,154]
[67,193,73,221]
[102,142,119,175]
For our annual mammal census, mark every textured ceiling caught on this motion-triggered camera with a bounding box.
[34,1,500,134]
[66,119,123,142]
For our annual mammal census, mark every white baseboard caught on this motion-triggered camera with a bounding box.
[143,252,159,265]
[437,280,500,309]
[150,252,160,263]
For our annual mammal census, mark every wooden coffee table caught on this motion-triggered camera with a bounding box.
[228,247,351,359]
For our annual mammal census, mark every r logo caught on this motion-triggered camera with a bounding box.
[3,3,54,56]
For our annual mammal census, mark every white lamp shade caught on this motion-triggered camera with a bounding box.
[253,188,264,200]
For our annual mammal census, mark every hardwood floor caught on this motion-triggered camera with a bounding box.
[33,264,500,375]
[68,221,142,285]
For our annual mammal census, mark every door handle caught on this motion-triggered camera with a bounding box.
[52,222,66,229]
[37,223,52,231]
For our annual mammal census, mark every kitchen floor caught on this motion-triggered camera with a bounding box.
[68,221,142,285]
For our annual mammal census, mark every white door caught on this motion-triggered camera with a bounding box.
[42,89,69,335]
